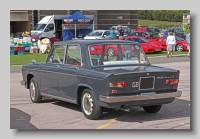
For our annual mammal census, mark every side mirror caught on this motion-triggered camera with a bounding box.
[103,35,107,37]
[32,59,36,64]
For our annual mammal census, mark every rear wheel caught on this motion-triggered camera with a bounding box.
[107,48,115,56]
[142,105,162,113]
[176,44,184,52]
[81,89,102,120]
[29,77,42,103]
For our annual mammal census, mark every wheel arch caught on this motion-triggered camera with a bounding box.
[26,72,36,89]
[76,84,94,105]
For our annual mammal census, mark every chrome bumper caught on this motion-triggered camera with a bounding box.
[99,90,182,103]
[20,80,26,86]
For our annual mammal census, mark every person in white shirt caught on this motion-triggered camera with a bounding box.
[166,32,176,57]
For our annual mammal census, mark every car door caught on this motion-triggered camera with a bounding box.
[57,45,81,101]
[40,45,65,97]
[42,23,55,39]
[103,31,111,38]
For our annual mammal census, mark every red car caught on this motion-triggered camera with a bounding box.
[148,36,188,52]
[89,44,135,57]
[119,36,163,54]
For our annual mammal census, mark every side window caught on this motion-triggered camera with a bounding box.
[104,31,110,36]
[65,45,82,66]
[155,28,159,32]
[48,45,65,64]
[47,24,54,31]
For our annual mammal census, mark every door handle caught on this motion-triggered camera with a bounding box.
[73,67,79,70]
[55,65,60,67]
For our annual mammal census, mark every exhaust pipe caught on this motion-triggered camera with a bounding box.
[118,107,131,112]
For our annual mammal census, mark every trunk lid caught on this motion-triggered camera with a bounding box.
[95,65,180,95]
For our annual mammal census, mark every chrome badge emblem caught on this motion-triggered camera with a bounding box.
[147,73,149,75]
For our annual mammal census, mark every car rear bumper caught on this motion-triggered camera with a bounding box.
[99,90,182,103]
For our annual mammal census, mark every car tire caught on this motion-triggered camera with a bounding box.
[29,77,42,103]
[107,48,115,56]
[176,44,184,52]
[142,105,162,113]
[81,89,102,120]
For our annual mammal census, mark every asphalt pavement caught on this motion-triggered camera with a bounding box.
[10,54,190,73]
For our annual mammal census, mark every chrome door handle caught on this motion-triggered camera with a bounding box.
[73,67,79,70]
[55,65,60,67]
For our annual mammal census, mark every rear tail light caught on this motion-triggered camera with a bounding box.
[166,79,179,85]
[110,81,127,88]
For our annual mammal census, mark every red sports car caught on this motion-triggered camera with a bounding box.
[89,44,135,56]
[119,36,163,54]
[148,36,188,52]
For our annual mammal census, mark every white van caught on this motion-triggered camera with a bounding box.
[31,15,70,41]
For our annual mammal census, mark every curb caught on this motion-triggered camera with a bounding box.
[147,54,187,58]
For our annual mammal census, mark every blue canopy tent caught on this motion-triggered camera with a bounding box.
[63,11,92,40]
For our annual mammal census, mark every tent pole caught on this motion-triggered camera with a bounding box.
[75,22,76,39]
[93,19,94,31]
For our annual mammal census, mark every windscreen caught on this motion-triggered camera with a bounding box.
[88,43,149,67]
[33,24,47,31]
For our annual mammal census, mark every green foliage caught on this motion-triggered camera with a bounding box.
[138,20,181,29]
[138,10,190,22]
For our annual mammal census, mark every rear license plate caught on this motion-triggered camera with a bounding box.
[139,76,155,90]
[156,49,161,51]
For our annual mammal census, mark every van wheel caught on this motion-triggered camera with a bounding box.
[29,77,42,103]
[81,89,102,120]
[142,105,162,113]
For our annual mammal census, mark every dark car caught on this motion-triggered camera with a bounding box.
[20,40,182,120]
[147,27,160,38]
[168,27,185,39]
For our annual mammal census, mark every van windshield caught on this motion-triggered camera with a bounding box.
[33,24,47,31]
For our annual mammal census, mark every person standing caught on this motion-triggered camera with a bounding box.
[110,28,116,39]
[185,30,190,57]
[163,28,168,36]
[119,27,124,38]
[166,32,176,57]
[123,38,132,60]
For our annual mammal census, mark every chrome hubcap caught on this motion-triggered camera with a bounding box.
[82,93,93,115]
[108,48,114,56]
[30,82,36,100]
[176,45,183,51]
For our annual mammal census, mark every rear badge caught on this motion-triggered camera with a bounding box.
[147,73,149,75]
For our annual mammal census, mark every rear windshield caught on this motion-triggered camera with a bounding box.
[88,43,149,67]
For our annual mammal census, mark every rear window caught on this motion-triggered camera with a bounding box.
[88,43,149,67]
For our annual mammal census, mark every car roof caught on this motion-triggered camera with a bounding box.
[54,39,140,46]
